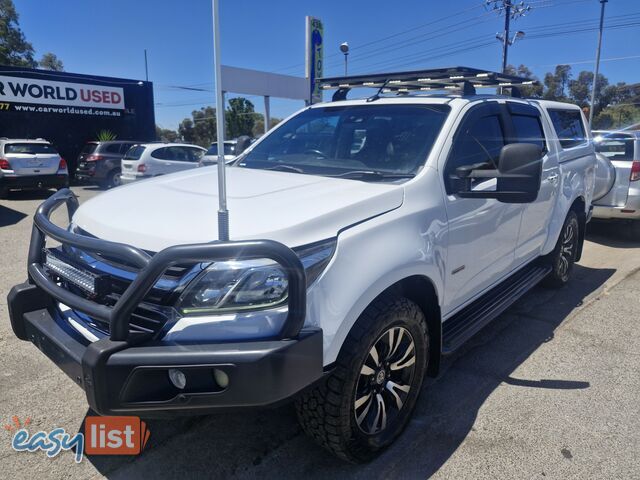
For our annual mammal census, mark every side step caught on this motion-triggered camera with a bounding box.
[442,263,552,354]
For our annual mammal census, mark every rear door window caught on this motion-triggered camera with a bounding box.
[167,146,191,162]
[5,143,58,154]
[124,145,146,160]
[548,109,587,149]
[150,147,171,160]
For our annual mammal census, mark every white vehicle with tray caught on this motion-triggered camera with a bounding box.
[8,67,595,462]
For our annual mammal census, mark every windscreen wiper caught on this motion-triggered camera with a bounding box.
[329,170,415,181]
[264,164,305,174]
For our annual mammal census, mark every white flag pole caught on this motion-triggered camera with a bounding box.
[212,0,229,241]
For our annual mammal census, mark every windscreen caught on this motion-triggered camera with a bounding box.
[238,104,450,179]
[5,143,58,154]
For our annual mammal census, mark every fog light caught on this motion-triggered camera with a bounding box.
[168,369,187,389]
[213,369,229,389]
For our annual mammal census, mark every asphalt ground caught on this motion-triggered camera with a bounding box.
[0,185,638,479]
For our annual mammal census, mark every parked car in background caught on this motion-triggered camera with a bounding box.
[0,138,68,198]
[592,130,640,238]
[120,143,206,184]
[199,137,253,167]
[75,140,142,189]
[199,140,238,166]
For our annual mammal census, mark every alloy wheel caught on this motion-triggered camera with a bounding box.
[354,326,416,435]
[558,221,576,278]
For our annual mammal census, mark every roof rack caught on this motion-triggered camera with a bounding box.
[318,66,538,102]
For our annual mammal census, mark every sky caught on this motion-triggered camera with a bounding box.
[13,0,640,130]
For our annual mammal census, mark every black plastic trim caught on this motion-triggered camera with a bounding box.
[11,298,323,415]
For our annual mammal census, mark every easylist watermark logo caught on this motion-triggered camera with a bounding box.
[5,416,150,462]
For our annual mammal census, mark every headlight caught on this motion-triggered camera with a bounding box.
[177,238,336,316]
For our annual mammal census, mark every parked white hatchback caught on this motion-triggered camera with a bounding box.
[120,143,206,184]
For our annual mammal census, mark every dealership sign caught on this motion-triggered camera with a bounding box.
[305,16,323,104]
[0,75,125,110]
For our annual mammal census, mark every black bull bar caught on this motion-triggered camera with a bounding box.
[25,188,307,342]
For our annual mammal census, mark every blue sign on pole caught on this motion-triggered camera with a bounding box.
[306,16,323,104]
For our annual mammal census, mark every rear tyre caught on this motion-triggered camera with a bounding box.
[543,210,579,288]
[295,296,428,463]
[104,170,122,189]
[0,186,8,199]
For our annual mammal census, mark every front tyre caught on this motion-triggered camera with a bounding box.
[543,210,579,288]
[295,296,428,463]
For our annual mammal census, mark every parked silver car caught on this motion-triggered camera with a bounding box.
[198,136,253,167]
[0,138,69,198]
[592,130,640,237]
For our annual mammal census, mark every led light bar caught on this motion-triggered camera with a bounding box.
[45,251,98,294]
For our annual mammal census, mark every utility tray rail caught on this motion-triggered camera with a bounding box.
[318,66,538,101]
[27,188,307,342]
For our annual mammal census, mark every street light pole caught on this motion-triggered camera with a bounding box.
[340,42,349,76]
[589,0,608,127]
[212,0,229,241]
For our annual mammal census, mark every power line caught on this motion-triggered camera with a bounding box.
[354,19,640,73]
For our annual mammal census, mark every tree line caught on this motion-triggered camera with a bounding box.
[157,97,282,146]
[506,64,640,129]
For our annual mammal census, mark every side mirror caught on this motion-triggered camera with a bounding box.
[451,143,543,204]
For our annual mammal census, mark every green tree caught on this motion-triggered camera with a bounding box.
[0,0,36,67]
[178,117,196,144]
[504,64,543,97]
[568,71,608,108]
[543,65,572,101]
[176,97,259,147]
[225,97,256,139]
[39,52,63,71]
[156,125,179,142]
[177,106,217,147]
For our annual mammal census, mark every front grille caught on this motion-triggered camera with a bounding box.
[48,242,192,339]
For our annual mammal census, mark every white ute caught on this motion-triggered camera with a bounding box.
[8,68,596,462]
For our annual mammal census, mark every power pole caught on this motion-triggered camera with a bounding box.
[501,2,511,73]
[487,1,531,73]
[589,0,607,127]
